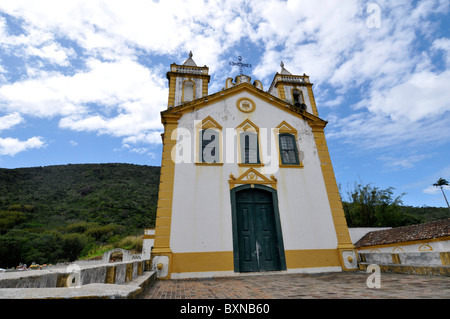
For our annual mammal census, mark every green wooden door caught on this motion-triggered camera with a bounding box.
[235,188,283,272]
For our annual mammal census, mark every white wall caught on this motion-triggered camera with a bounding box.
[169,89,338,254]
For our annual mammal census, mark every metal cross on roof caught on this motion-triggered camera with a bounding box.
[229,56,251,75]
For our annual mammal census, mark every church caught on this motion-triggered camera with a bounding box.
[151,52,357,279]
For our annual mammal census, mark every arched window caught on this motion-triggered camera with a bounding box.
[236,119,261,165]
[292,88,306,110]
[201,129,219,163]
[240,131,259,164]
[196,116,222,164]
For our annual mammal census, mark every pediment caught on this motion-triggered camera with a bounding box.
[276,121,297,134]
[229,168,277,189]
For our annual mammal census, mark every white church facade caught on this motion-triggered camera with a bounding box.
[151,53,357,279]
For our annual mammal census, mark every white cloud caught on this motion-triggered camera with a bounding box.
[26,41,75,66]
[366,69,450,122]
[1,57,167,135]
[0,112,23,131]
[0,0,449,154]
[0,0,253,71]
[0,136,45,156]
[423,184,450,195]
[326,102,450,151]
[122,131,163,145]
[377,154,431,171]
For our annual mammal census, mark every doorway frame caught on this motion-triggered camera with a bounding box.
[230,184,287,273]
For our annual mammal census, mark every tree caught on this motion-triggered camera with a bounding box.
[433,178,450,212]
[342,182,420,227]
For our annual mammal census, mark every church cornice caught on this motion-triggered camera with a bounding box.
[161,82,327,128]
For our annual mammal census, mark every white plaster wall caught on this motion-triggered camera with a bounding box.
[142,238,154,259]
[170,89,338,254]
[174,77,203,107]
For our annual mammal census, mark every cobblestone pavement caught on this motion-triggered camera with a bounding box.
[142,271,450,299]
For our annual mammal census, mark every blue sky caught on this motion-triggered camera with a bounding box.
[0,0,449,208]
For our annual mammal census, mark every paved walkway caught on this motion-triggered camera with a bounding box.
[142,271,450,299]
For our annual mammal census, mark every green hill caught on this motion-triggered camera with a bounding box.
[0,163,160,268]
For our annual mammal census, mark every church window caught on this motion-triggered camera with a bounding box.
[196,116,222,165]
[201,129,220,163]
[279,133,299,165]
[182,80,195,102]
[276,121,302,168]
[240,131,260,164]
[236,119,262,166]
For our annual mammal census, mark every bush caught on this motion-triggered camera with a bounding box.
[85,224,125,242]
[61,221,99,234]
[0,211,27,234]
[0,230,64,267]
[62,233,93,261]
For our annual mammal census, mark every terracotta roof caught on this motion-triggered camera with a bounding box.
[355,218,450,248]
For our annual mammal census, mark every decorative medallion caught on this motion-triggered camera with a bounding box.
[236,97,256,113]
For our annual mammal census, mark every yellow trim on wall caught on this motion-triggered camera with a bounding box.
[306,85,319,117]
[276,84,286,100]
[167,77,177,107]
[152,114,181,279]
[171,251,234,273]
[253,80,263,90]
[169,249,343,275]
[285,249,341,269]
[310,123,355,270]
[440,252,450,265]
[418,244,433,251]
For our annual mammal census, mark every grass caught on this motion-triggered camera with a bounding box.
[80,235,144,260]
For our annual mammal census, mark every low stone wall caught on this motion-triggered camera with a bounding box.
[358,252,450,276]
[0,259,152,288]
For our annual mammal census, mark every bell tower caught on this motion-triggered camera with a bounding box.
[268,62,319,116]
[166,52,210,108]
